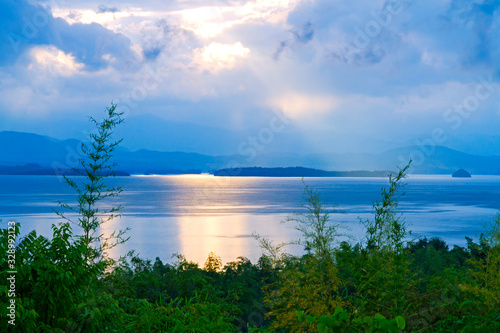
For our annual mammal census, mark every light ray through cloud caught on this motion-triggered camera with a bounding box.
[0,0,499,154]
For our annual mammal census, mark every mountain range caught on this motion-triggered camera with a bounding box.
[1,131,500,175]
[6,114,500,156]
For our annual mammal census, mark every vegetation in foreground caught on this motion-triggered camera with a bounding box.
[1,104,499,332]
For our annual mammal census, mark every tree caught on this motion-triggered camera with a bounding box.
[286,181,348,261]
[362,162,411,252]
[463,214,500,315]
[55,103,128,263]
[205,251,223,272]
[355,162,417,323]
[263,182,345,332]
[0,104,127,332]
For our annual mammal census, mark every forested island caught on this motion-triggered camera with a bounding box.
[452,169,472,178]
[214,166,391,177]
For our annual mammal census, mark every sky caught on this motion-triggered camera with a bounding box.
[1,0,500,154]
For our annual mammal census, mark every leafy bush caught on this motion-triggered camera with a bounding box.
[297,307,406,333]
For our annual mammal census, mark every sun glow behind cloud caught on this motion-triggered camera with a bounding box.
[51,8,153,29]
[174,0,302,37]
[3,0,500,145]
[270,93,339,118]
[193,42,250,73]
[48,2,299,78]
[29,46,84,76]
[51,0,302,38]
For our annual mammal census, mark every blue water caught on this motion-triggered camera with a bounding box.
[1,175,499,264]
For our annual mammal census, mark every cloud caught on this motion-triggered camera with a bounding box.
[1,0,500,151]
[443,0,500,68]
[136,19,195,63]
[97,5,119,14]
[52,20,139,71]
[172,0,302,38]
[293,21,315,43]
[143,46,162,61]
[29,45,84,76]
[274,21,314,59]
[0,0,138,71]
[0,0,54,66]
[269,93,339,118]
[192,42,250,73]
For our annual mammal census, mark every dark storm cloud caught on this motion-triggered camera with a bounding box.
[97,4,119,13]
[443,0,500,69]
[273,21,314,60]
[0,0,137,70]
[143,46,162,61]
[292,22,315,44]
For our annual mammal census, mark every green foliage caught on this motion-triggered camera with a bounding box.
[461,215,500,315]
[121,296,236,332]
[362,163,411,252]
[257,161,498,332]
[286,181,347,260]
[264,255,343,332]
[55,103,127,263]
[0,221,123,332]
[100,251,273,331]
[260,182,346,332]
[349,163,417,323]
[297,307,406,333]
[430,313,500,332]
[0,104,127,332]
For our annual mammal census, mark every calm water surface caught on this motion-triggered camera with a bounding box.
[1,174,499,264]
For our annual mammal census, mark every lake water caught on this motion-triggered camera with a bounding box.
[1,174,499,265]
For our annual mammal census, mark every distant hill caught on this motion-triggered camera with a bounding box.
[214,167,391,177]
[0,163,129,176]
[0,131,81,166]
[0,131,218,174]
[1,131,500,175]
[452,169,472,178]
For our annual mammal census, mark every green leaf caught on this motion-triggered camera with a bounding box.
[297,310,305,322]
[318,322,329,333]
[395,316,406,330]
[363,316,374,327]
[374,313,386,322]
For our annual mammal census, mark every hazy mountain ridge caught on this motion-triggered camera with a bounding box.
[0,163,130,176]
[1,131,500,175]
[4,114,500,156]
[214,167,391,177]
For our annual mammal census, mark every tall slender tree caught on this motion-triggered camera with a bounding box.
[55,103,128,263]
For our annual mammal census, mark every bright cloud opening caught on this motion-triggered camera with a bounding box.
[29,46,84,76]
[175,1,301,37]
[193,42,250,73]
[51,8,150,29]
